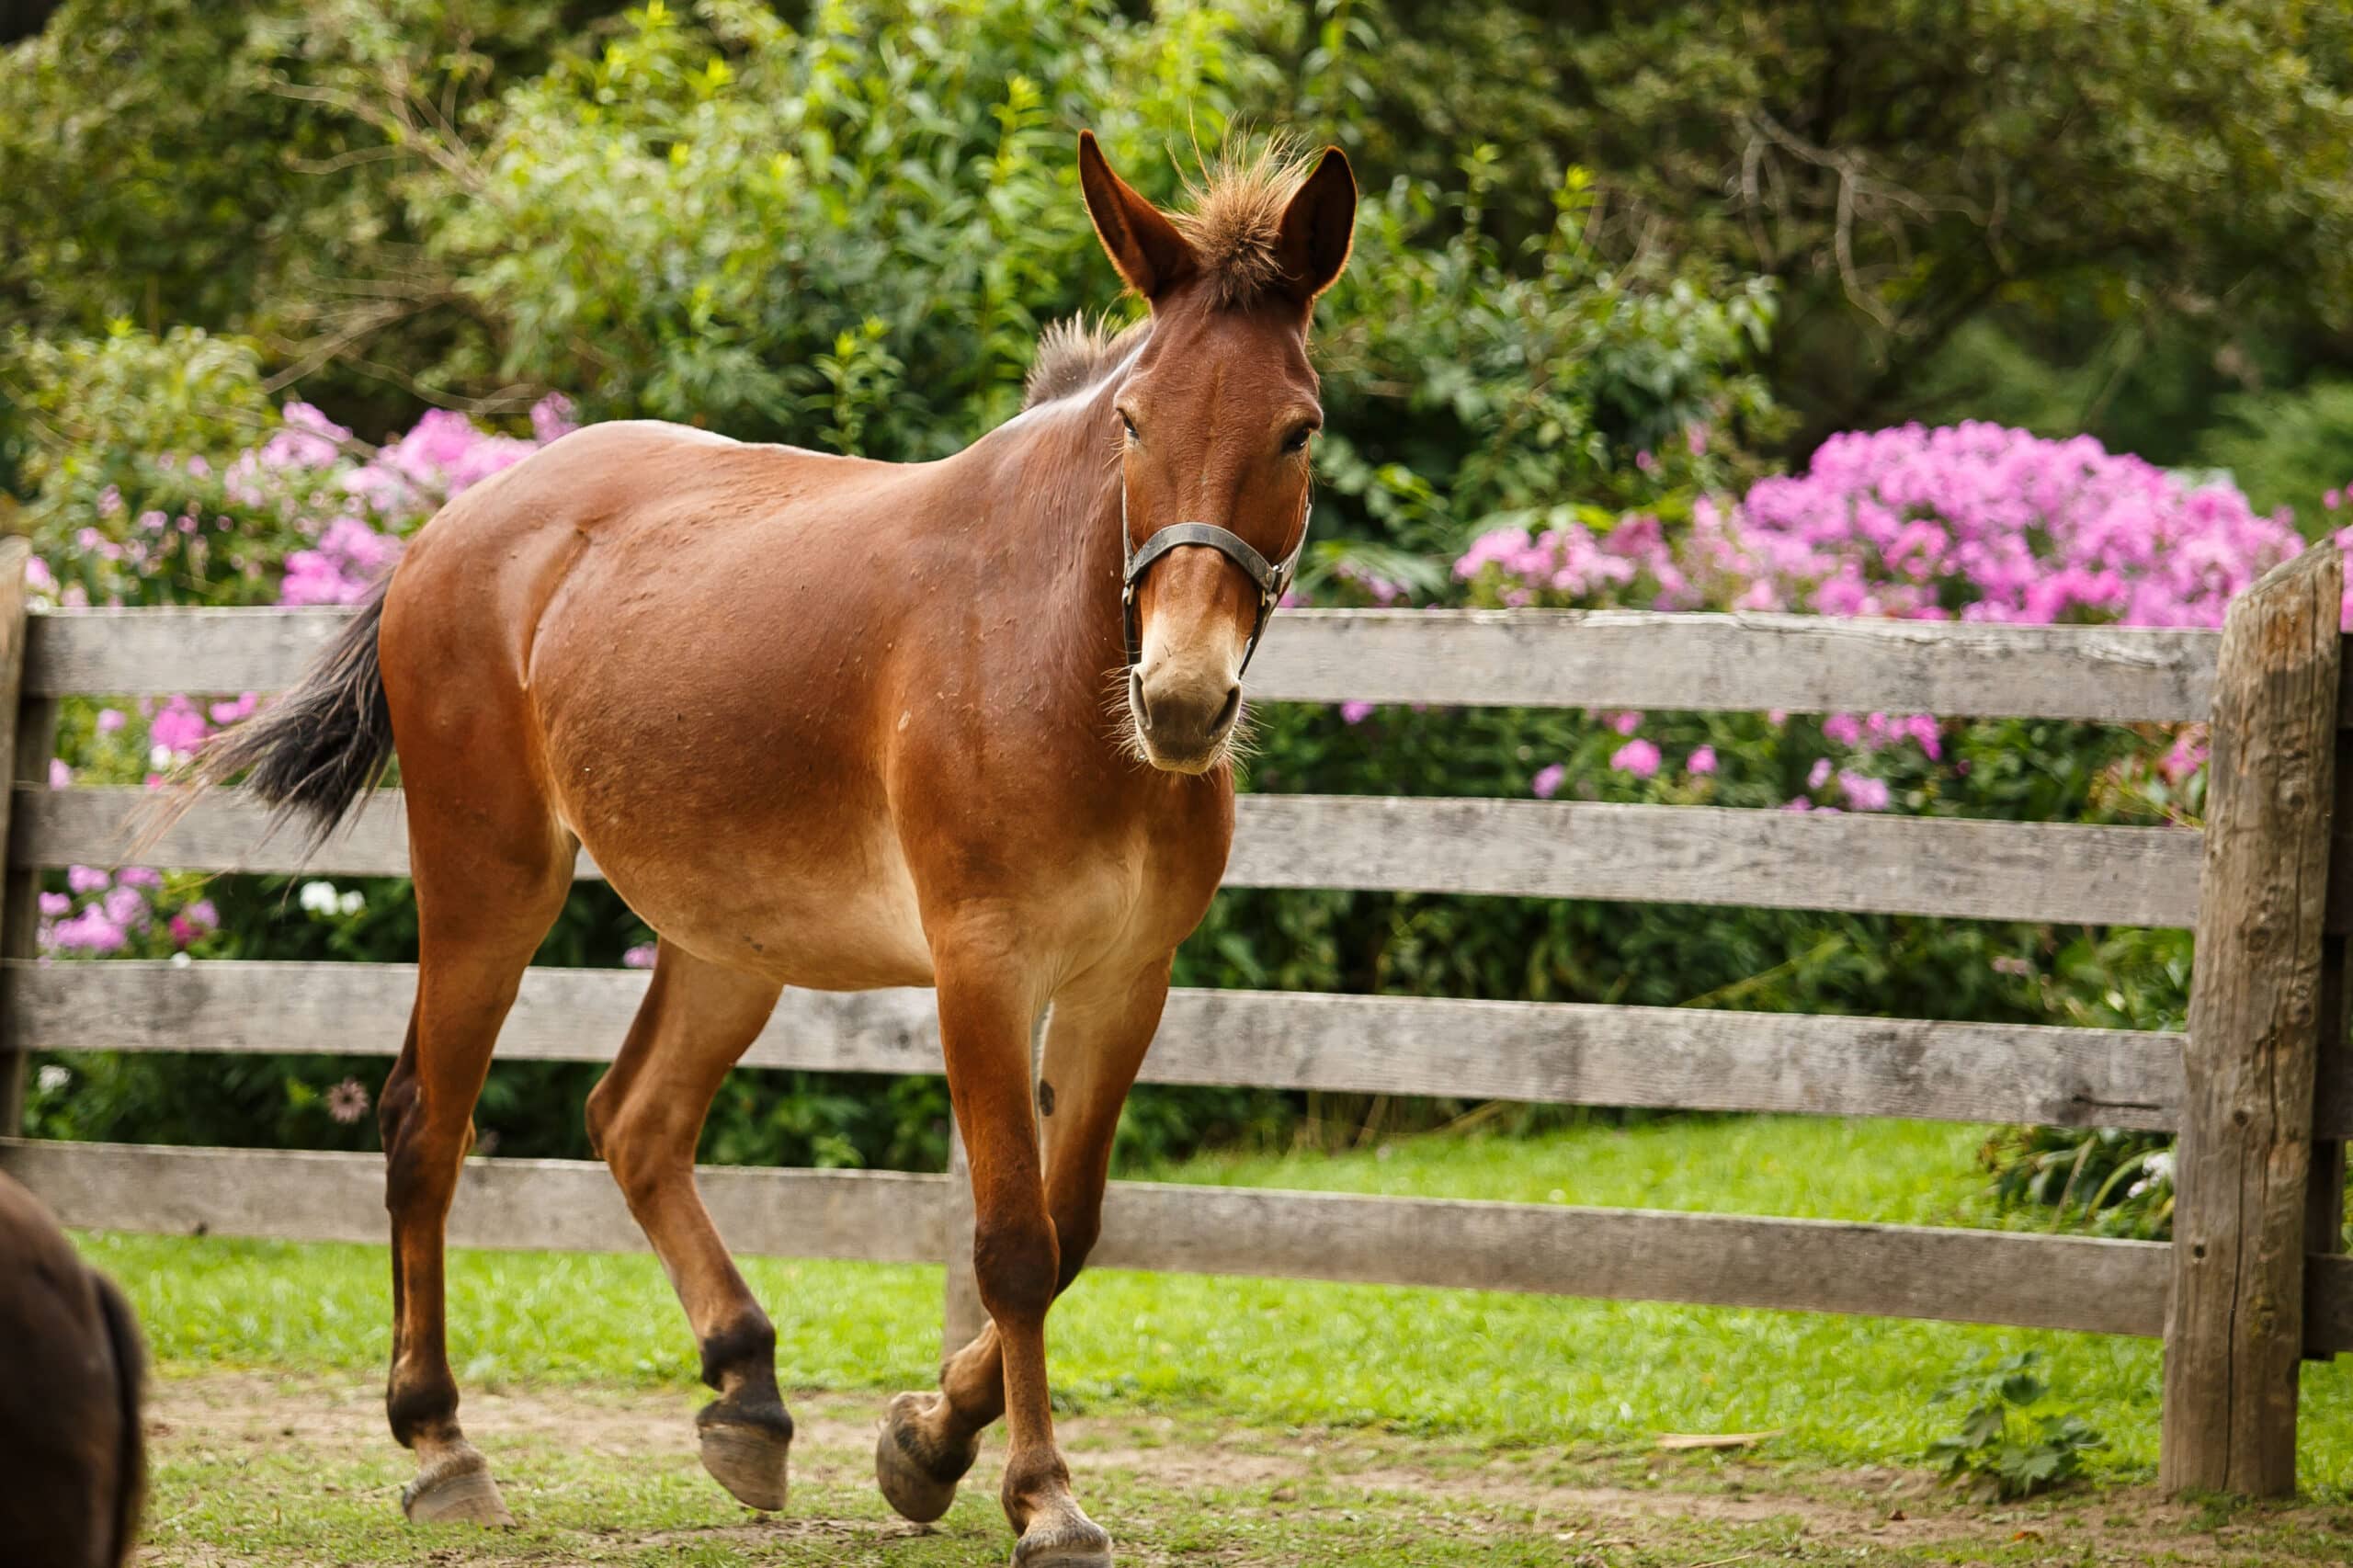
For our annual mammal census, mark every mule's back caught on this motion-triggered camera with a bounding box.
[0,1174,145,1568]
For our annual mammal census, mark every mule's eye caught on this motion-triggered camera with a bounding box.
[1282,423,1318,455]
[1118,410,1139,442]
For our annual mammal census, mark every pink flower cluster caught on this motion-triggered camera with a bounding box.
[261,396,574,606]
[40,865,216,955]
[1457,423,2329,807]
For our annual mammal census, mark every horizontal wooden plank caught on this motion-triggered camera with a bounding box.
[1232,796,2202,926]
[1088,1180,2171,1336]
[0,1139,2170,1335]
[28,606,2222,722]
[5,960,2194,1131]
[1254,609,2219,722]
[0,1138,947,1263]
[19,787,2204,926]
[26,608,347,699]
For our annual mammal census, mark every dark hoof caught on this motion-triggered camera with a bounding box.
[697,1396,793,1512]
[1012,1508,1113,1568]
[400,1443,515,1527]
[876,1391,979,1524]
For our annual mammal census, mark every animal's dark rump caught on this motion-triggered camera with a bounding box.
[0,1173,145,1568]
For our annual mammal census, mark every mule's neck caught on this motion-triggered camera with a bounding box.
[959,364,1137,710]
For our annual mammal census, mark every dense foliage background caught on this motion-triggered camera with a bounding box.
[7,0,2350,1235]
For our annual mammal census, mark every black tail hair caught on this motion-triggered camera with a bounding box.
[144,579,394,854]
[91,1268,145,1568]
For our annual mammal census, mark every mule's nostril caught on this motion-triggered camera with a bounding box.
[1211,686,1241,734]
[1130,669,1153,732]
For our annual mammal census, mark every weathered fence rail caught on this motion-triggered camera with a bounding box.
[1,557,2347,1494]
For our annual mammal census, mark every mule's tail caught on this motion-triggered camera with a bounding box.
[142,580,395,854]
[91,1268,145,1568]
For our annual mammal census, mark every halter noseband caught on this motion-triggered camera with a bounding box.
[1120,494,1310,676]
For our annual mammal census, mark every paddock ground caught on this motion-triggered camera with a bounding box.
[138,1369,2353,1566]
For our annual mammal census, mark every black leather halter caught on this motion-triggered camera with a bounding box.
[1120,497,1310,676]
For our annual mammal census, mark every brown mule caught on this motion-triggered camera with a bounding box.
[0,1173,146,1568]
[178,131,1355,1562]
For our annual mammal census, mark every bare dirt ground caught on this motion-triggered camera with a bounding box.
[139,1372,2353,1566]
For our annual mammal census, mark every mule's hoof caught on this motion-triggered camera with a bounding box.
[400,1445,515,1527]
[698,1416,791,1512]
[876,1391,979,1524]
[1011,1509,1113,1568]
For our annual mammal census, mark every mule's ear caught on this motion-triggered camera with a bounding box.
[1275,146,1357,301]
[1078,130,1197,300]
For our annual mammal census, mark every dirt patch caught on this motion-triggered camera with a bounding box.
[142,1371,2353,1565]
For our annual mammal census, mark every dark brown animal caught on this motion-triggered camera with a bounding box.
[0,1172,145,1568]
[181,131,1354,1565]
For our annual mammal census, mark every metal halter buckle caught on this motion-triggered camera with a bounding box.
[1120,495,1310,675]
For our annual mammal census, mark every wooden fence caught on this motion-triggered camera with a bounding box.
[2,536,2350,1495]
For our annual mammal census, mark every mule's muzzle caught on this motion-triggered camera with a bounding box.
[1130,665,1241,773]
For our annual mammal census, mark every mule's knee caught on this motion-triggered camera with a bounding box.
[972,1208,1059,1325]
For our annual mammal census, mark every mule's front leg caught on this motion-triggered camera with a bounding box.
[925,949,1109,1567]
[881,961,1168,1542]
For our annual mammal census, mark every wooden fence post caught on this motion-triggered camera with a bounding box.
[2162,542,2344,1496]
[940,1121,986,1359]
[0,537,40,1137]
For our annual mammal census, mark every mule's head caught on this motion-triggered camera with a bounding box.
[1078,131,1356,774]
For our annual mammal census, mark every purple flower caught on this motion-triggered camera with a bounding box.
[1609,739,1661,779]
[114,867,162,890]
[148,696,210,756]
[1687,744,1718,776]
[1838,770,1892,812]
[1530,763,1567,800]
[1821,712,1862,748]
[1991,955,2034,977]
[1610,710,1643,735]
[1339,700,1375,725]
[47,758,71,790]
[167,898,219,948]
[1806,757,1833,790]
[621,943,658,970]
[66,865,108,895]
[49,908,125,953]
[96,708,126,734]
[101,885,149,928]
[37,892,69,917]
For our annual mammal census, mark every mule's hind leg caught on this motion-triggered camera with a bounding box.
[381,828,572,1526]
[584,941,790,1509]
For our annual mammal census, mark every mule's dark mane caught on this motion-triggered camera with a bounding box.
[1023,139,1320,410]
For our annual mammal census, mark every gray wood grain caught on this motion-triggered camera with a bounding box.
[5,959,2197,1131]
[0,1138,947,1263]
[24,786,2203,926]
[0,1139,2169,1336]
[2161,544,2342,1497]
[1088,1180,2170,1337]
[1230,796,2202,926]
[28,605,2222,722]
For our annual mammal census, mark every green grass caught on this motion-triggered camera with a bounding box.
[75,1115,2353,1496]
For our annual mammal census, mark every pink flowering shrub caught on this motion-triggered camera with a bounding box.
[39,864,218,959]
[36,393,574,613]
[1449,423,2305,817]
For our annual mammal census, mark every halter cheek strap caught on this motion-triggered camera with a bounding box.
[1120,494,1310,676]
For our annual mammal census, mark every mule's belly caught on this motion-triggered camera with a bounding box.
[575,809,937,991]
